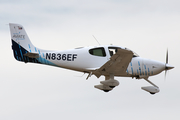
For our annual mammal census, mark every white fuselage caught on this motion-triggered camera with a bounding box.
[37,45,166,78]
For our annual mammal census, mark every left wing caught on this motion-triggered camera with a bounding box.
[93,49,133,78]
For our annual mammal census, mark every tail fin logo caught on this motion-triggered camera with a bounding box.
[13,33,25,40]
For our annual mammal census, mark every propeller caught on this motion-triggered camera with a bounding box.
[165,49,168,78]
[164,49,174,79]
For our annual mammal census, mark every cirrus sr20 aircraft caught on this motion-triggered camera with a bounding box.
[9,23,174,95]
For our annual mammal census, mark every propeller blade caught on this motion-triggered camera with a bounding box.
[164,70,167,80]
[165,48,168,80]
[166,49,168,64]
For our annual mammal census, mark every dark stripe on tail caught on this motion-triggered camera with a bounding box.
[11,39,41,64]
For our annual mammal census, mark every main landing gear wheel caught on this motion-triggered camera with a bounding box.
[103,90,110,92]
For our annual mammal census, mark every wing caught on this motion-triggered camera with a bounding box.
[93,49,133,78]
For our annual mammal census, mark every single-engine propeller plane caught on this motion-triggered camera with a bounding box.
[9,23,174,94]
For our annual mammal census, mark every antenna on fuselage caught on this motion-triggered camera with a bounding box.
[92,35,101,45]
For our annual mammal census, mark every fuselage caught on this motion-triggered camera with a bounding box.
[37,45,166,78]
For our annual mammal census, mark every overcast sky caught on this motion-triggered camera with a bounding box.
[0,0,180,120]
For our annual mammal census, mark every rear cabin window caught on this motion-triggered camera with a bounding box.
[89,47,106,57]
[108,47,121,56]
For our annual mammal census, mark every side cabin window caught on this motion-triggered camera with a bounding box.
[108,47,121,56]
[89,47,106,57]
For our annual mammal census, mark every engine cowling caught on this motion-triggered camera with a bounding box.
[141,86,160,94]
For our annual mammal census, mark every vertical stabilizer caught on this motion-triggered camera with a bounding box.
[9,23,35,52]
[9,23,39,63]
[9,23,57,66]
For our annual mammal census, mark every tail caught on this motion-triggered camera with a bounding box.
[9,23,46,64]
[9,23,57,66]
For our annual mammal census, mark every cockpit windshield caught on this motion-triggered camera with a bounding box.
[125,48,139,57]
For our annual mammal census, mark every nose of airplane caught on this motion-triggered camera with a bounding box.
[165,64,174,70]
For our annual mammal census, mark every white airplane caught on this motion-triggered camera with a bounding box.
[9,23,174,94]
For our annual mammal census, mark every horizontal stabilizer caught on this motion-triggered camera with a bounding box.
[24,52,39,58]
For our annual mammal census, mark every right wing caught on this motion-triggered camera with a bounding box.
[93,49,133,78]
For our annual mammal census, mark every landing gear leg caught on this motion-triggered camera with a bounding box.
[144,78,159,88]
[141,78,160,94]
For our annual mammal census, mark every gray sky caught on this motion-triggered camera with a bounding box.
[0,0,180,120]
